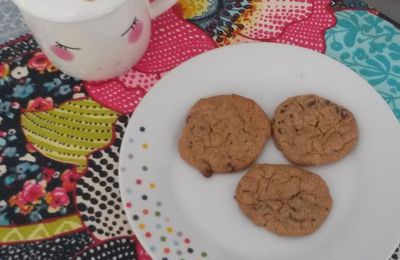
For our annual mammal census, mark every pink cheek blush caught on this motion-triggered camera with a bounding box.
[128,21,144,44]
[50,45,74,61]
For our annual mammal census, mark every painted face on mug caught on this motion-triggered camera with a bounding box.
[41,12,150,81]
[50,17,144,62]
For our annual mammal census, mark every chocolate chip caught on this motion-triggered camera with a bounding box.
[340,109,348,118]
[289,114,294,118]
[226,162,236,172]
[202,169,213,177]
[280,109,286,113]
[200,160,213,177]
[325,100,331,105]
[307,100,316,107]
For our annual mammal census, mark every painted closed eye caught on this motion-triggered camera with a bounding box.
[121,17,144,44]
[50,42,81,61]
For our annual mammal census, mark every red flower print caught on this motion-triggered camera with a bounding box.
[61,169,80,192]
[9,194,26,208]
[45,187,70,213]
[9,180,47,215]
[0,63,9,78]
[26,143,37,153]
[28,52,52,73]
[21,180,47,204]
[42,168,56,182]
[27,97,54,112]
[9,194,34,215]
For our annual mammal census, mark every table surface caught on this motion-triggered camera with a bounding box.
[364,0,400,22]
[1,1,400,260]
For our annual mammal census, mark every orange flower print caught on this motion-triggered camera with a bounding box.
[28,52,53,74]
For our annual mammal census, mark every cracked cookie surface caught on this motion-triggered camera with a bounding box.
[272,94,358,166]
[235,164,332,236]
[179,94,271,177]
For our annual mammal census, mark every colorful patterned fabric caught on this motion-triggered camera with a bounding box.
[1,0,400,259]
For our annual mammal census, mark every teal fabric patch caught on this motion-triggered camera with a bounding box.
[325,10,400,119]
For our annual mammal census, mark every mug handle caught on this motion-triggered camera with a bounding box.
[148,0,177,18]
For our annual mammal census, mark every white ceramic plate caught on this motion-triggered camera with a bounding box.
[119,43,400,260]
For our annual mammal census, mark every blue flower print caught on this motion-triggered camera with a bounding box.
[29,211,43,222]
[0,99,15,119]
[12,79,34,99]
[15,162,40,175]
[0,200,9,225]
[43,78,62,92]
[2,147,18,157]
[0,138,6,148]
[57,85,72,96]
[44,78,73,96]
[16,172,27,181]
[4,174,16,186]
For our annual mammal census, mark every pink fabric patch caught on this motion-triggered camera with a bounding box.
[133,236,152,260]
[129,21,144,44]
[85,79,146,114]
[134,8,216,73]
[237,0,335,53]
[272,0,336,52]
[119,69,160,92]
[50,45,74,61]
[84,69,160,114]
[239,0,313,40]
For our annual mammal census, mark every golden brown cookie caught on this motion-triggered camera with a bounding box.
[179,94,271,177]
[272,94,358,166]
[235,164,332,236]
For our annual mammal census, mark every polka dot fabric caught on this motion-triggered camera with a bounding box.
[134,8,216,73]
[273,0,336,52]
[75,237,136,260]
[85,80,146,114]
[119,69,160,92]
[76,115,134,240]
[239,0,313,40]
[0,231,92,260]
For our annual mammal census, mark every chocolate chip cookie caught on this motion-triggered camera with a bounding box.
[179,94,271,177]
[272,94,358,166]
[235,164,332,236]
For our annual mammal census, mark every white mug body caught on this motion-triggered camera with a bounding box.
[17,0,152,80]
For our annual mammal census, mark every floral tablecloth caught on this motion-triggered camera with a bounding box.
[0,0,399,259]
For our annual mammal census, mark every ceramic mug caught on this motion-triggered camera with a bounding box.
[12,0,176,81]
